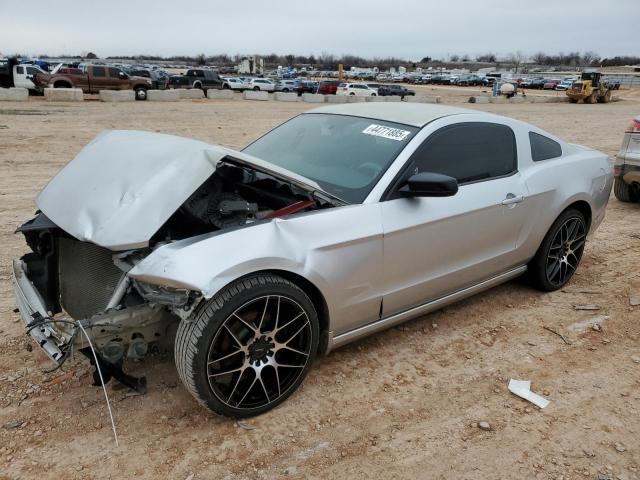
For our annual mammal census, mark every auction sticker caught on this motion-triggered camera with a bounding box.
[362,124,412,141]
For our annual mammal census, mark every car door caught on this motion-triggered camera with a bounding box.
[89,66,109,92]
[380,121,531,317]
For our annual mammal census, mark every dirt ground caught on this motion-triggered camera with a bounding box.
[0,86,639,480]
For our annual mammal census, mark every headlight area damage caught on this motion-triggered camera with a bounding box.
[13,130,335,391]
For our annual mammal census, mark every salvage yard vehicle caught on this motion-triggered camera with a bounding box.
[613,115,640,202]
[13,104,612,417]
[377,84,415,98]
[168,69,223,92]
[33,64,153,100]
[221,77,249,91]
[248,78,275,91]
[13,64,47,92]
[337,82,377,96]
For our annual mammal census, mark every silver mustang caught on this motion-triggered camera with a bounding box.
[13,104,612,417]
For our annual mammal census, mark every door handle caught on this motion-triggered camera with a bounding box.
[501,194,525,206]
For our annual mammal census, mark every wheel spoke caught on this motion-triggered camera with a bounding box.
[236,376,258,407]
[209,366,244,378]
[224,324,244,347]
[570,236,585,251]
[547,260,561,282]
[226,367,248,403]
[233,313,257,334]
[275,312,304,334]
[208,348,244,366]
[284,321,310,346]
[258,374,271,403]
[279,345,309,356]
[277,362,305,369]
[273,365,281,397]
[258,296,270,332]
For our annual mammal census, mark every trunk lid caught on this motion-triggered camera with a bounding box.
[36,130,323,251]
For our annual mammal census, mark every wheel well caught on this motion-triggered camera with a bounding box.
[564,200,592,233]
[53,80,71,88]
[259,269,330,355]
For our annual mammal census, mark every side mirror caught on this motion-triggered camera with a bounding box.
[398,172,458,197]
[119,72,127,79]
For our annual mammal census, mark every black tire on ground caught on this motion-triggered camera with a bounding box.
[53,81,71,88]
[569,97,578,103]
[613,177,637,202]
[253,86,260,91]
[603,90,612,103]
[222,84,230,89]
[349,92,355,95]
[134,87,147,101]
[175,273,319,418]
[527,208,587,292]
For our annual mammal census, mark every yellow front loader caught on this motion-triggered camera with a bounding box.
[567,72,613,104]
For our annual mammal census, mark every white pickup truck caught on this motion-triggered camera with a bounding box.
[13,64,47,92]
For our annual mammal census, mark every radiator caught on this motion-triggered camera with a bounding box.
[58,237,124,319]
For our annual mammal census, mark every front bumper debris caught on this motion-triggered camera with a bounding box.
[12,258,70,363]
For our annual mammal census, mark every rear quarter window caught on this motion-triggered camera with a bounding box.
[529,132,562,161]
[92,66,106,77]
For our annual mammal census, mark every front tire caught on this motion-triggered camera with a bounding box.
[175,274,319,417]
[528,209,586,291]
[614,177,637,202]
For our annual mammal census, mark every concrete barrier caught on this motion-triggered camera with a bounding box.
[148,89,181,101]
[469,96,491,104]
[99,90,135,102]
[508,96,525,104]
[302,93,325,103]
[274,92,299,102]
[44,88,83,102]
[384,96,402,102]
[365,96,386,102]
[0,87,29,101]
[407,95,441,104]
[326,95,348,103]
[347,96,366,103]
[243,90,269,101]
[208,89,234,99]
[179,89,205,99]
[489,96,508,104]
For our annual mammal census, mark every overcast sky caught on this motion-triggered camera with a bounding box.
[1,0,636,60]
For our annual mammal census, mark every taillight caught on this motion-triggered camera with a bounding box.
[625,118,640,133]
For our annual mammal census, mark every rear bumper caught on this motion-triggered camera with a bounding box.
[12,258,68,363]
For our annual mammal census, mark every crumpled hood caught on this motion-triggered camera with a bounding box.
[36,130,323,251]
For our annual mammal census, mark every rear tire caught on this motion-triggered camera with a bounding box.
[614,177,637,202]
[175,274,319,418]
[134,87,147,101]
[528,209,586,291]
[253,86,260,91]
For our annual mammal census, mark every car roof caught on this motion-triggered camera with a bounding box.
[308,103,477,127]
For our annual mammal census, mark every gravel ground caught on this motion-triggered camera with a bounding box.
[0,87,639,480]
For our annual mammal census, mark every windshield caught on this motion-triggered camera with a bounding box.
[243,113,418,203]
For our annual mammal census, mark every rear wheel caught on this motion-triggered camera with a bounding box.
[253,86,260,91]
[603,90,612,103]
[528,209,586,291]
[614,177,637,202]
[134,87,147,101]
[569,97,578,103]
[175,274,319,417]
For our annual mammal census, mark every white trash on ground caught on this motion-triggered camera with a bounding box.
[508,379,550,409]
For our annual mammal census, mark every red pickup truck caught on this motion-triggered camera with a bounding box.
[34,65,153,100]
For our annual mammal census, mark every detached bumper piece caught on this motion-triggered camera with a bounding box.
[12,258,67,363]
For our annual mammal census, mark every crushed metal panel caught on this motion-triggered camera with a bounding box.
[36,130,227,250]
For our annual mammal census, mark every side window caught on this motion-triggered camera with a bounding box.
[529,132,562,161]
[108,68,120,78]
[92,66,106,77]
[409,122,517,184]
[27,67,39,75]
[16,66,24,74]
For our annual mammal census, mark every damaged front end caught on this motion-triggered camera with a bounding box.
[13,130,331,390]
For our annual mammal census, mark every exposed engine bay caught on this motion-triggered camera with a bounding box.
[15,157,330,391]
[155,160,323,243]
